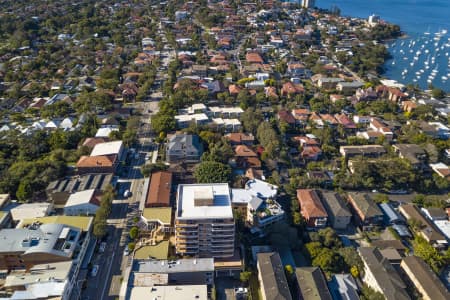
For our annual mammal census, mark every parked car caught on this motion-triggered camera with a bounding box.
[90,265,99,277]
[124,248,130,256]
[99,242,106,253]
[124,190,131,198]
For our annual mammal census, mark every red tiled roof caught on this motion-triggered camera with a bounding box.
[146,171,172,207]
[76,154,117,168]
[297,189,328,218]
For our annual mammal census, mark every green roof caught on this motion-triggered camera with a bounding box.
[19,216,94,232]
[134,241,169,260]
[142,208,172,225]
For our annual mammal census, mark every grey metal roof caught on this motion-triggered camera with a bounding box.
[295,267,333,300]
[320,192,352,218]
[257,252,292,300]
[379,203,403,223]
[358,247,410,300]
[347,192,383,218]
[0,223,80,258]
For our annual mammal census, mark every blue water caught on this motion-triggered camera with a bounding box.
[318,0,450,91]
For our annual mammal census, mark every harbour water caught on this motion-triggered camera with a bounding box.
[318,0,450,91]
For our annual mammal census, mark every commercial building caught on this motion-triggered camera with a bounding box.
[256,252,292,300]
[400,255,450,300]
[10,203,53,223]
[320,191,352,229]
[296,189,328,228]
[64,189,101,216]
[358,247,410,300]
[132,258,214,286]
[129,285,207,300]
[175,184,235,258]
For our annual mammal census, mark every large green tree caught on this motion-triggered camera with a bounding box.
[194,161,231,183]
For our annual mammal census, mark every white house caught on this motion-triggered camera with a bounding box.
[60,117,75,130]
[64,189,100,216]
[45,120,61,130]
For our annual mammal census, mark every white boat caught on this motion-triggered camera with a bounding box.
[425,49,429,54]
[442,76,448,80]
[392,61,395,65]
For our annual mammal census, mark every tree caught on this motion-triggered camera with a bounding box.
[93,219,107,238]
[194,161,231,183]
[431,88,446,99]
[129,226,139,239]
[239,271,251,283]
[16,179,33,202]
[151,113,176,134]
[312,248,344,274]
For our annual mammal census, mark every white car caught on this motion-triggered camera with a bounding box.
[124,190,131,198]
[99,242,106,253]
[124,248,130,256]
[90,265,99,277]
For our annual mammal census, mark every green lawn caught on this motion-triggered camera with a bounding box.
[134,241,169,259]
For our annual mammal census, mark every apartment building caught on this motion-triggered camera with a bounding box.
[175,184,235,258]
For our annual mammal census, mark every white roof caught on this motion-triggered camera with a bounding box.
[130,285,207,300]
[65,189,96,208]
[176,184,233,220]
[5,261,72,288]
[10,281,66,299]
[95,127,118,138]
[434,220,450,240]
[10,203,52,221]
[175,113,209,122]
[90,140,123,156]
[223,119,241,126]
[231,189,253,204]
[212,118,225,125]
[245,179,278,199]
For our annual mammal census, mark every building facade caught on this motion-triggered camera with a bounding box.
[175,184,235,258]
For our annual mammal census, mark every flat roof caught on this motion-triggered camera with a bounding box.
[134,241,169,260]
[90,140,123,156]
[142,208,172,225]
[18,216,94,232]
[176,184,233,220]
[135,257,214,273]
[4,261,72,288]
[130,285,207,300]
[10,203,52,221]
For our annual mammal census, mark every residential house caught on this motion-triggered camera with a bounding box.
[358,247,410,300]
[291,108,311,126]
[392,144,427,169]
[256,252,292,300]
[400,255,450,300]
[166,134,204,163]
[281,81,304,98]
[296,189,328,228]
[336,81,364,95]
[225,133,255,146]
[294,267,333,300]
[320,191,352,229]
[317,77,342,90]
[246,52,264,64]
[398,204,447,247]
[328,274,359,300]
[339,145,386,158]
[346,192,383,230]
[429,162,450,179]
[76,154,118,174]
[277,110,296,126]
[145,171,172,208]
[233,145,261,169]
[369,118,394,141]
